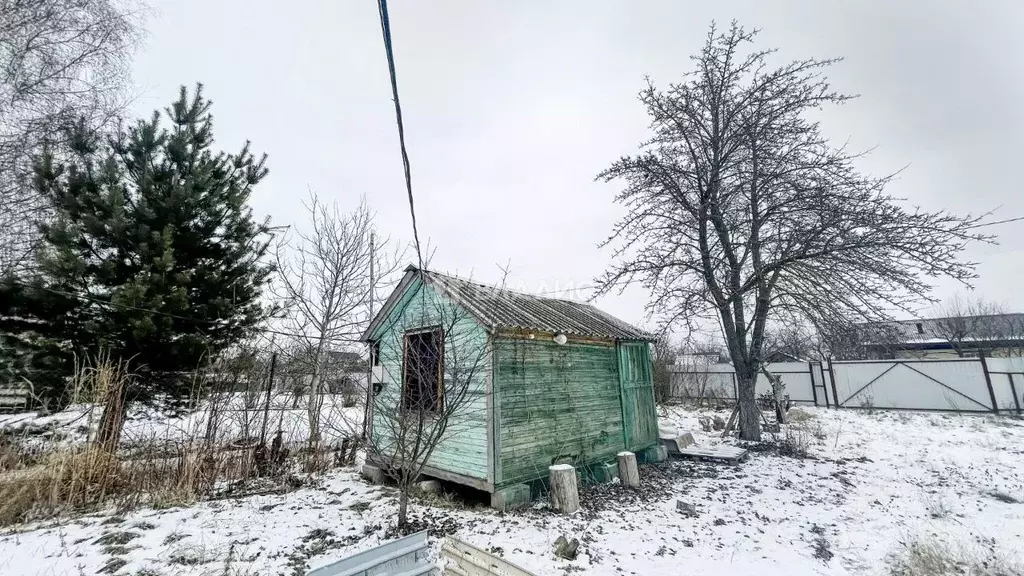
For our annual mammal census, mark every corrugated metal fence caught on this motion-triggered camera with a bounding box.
[670,357,1024,413]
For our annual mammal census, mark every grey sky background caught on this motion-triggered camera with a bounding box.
[129,0,1024,332]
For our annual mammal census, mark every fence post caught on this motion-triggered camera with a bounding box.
[259,352,278,446]
[1007,374,1021,415]
[979,353,998,413]
[808,361,819,407]
[827,360,839,408]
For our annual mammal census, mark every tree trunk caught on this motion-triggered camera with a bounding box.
[397,488,409,527]
[617,451,639,488]
[96,381,128,453]
[548,464,580,514]
[736,372,761,441]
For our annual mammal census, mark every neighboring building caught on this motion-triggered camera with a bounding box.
[276,349,367,395]
[360,266,660,508]
[858,313,1024,359]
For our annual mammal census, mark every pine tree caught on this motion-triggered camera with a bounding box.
[8,84,275,405]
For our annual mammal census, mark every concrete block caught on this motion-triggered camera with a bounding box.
[490,483,532,511]
[638,444,668,464]
[592,461,619,483]
[660,432,696,455]
[416,479,441,494]
[360,464,384,484]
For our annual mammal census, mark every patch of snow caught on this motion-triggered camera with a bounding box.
[1,407,1022,575]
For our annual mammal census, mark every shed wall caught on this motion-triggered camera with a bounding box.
[493,337,626,487]
[369,278,490,481]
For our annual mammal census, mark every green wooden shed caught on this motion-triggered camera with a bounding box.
[360,266,660,508]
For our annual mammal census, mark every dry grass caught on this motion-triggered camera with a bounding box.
[888,536,1022,576]
[0,353,323,527]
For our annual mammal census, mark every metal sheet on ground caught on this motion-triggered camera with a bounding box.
[441,536,538,576]
[306,530,436,576]
[674,445,749,464]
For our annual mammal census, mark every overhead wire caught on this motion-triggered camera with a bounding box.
[376,0,423,271]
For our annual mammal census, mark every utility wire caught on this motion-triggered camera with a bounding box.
[376,0,423,271]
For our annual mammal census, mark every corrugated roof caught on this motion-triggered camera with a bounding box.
[361,266,654,342]
[860,313,1024,344]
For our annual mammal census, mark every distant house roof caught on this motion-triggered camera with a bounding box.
[361,266,654,342]
[859,313,1024,346]
[325,350,362,364]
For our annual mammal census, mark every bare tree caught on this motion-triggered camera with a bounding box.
[367,277,489,528]
[651,337,681,405]
[595,22,990,440]
[933,295,1006,357]
[0,0,144,273]
[274,193,402,467]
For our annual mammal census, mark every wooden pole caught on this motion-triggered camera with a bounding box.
[362,232,375,441]
[548,464,580,514]
[259,352,277,446]
[617,451,639,488]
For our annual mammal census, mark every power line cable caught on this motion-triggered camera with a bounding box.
[376,0,423,271]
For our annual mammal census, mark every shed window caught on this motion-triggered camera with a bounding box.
[915,323,924,335]
[403,328,444,412]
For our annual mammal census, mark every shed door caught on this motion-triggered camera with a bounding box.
[618,342,658,450]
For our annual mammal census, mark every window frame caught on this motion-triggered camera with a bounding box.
[401,326,445,413]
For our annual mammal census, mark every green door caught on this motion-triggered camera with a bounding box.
[617,341,658,451]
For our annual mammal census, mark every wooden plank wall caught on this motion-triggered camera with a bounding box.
[494,338,625,487]
[369,278,490,481]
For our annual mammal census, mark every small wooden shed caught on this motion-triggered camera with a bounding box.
[360,266,660,508]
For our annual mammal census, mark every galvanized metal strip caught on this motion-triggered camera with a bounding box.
[441,536,538,576]
[306,530,435,576]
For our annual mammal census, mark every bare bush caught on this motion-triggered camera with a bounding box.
[273,193,402,470]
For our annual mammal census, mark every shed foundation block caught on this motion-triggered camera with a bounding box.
[592,461,619,483]
[638,444,668,464]
[490,484,532,511]
[360,464,384,484]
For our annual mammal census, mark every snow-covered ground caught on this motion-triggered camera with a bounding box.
[2,407,1023,575]
[0,393,362,449]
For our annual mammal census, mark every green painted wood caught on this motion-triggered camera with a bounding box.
[493,338,626,487]
[618,341,658,451]
[370,277,491,481]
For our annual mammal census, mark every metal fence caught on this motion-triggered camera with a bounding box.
[669,357,1024,413]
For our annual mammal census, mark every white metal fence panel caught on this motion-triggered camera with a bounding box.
[669,356,1023,413]
[669,362,817,404]
[669,364,734,402]
[758,362,816,403]
[985,357,1024,412]
[830,359,993,412]
[307,530,436,576]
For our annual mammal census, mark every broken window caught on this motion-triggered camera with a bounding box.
[403,328,444,412]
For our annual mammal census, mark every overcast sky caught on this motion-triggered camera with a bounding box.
[129,0,1024,331]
